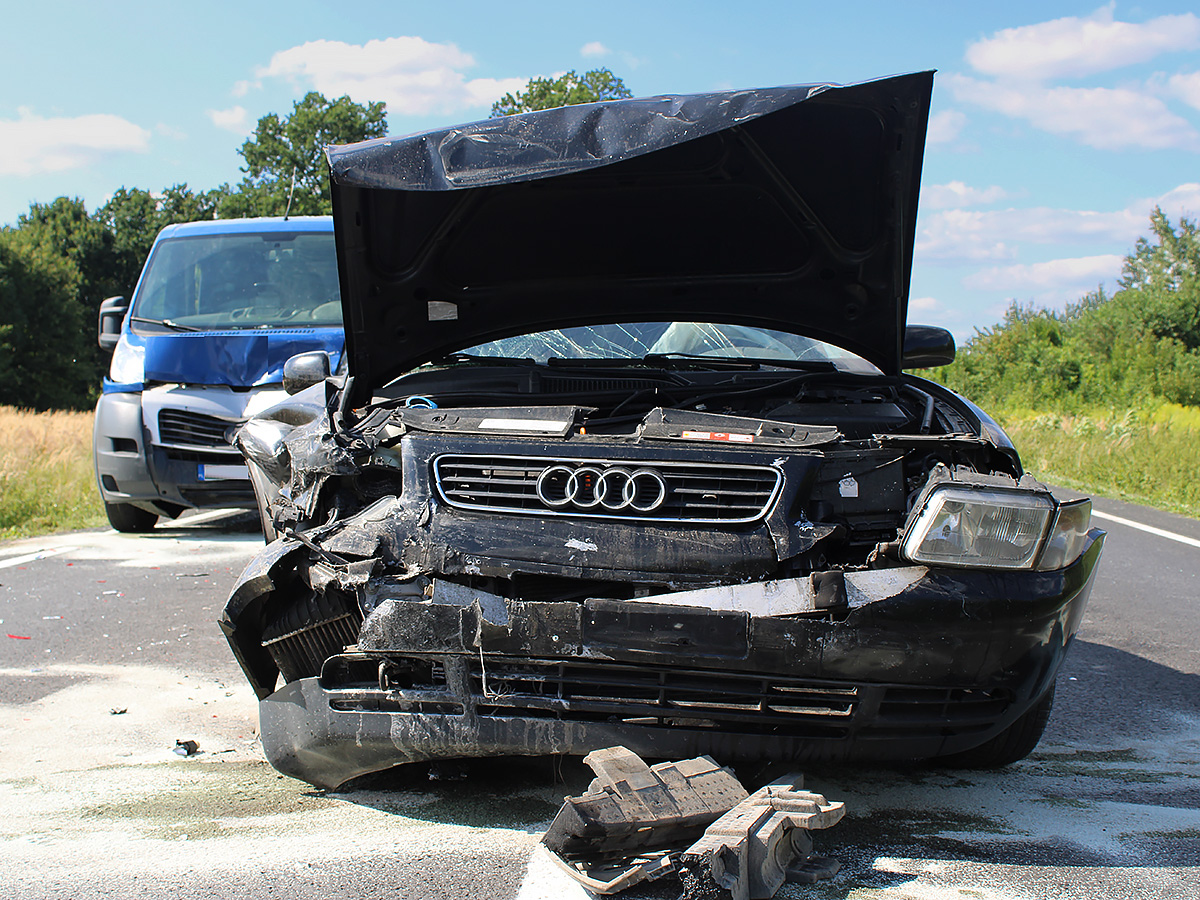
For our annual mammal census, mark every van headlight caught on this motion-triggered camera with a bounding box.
[901,486,1091,571]
[109,335,145,385]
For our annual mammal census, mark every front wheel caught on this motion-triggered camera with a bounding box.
[936,685,1055,768]
[104,502,158,533]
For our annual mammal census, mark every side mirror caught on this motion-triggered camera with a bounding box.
[98,296,129,352]
[902,324,956,369]
[282,351,331,395]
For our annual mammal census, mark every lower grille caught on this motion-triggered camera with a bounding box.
[158,409,238,449]
[263,592,364,683]
[323,655,1014,740]
[870,686,1011,737]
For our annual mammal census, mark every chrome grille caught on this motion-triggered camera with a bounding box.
[433,454,781,523]
[158,410,237,449]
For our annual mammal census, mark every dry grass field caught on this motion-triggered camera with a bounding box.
[0,406,105,540]
[1000,404,1200,519]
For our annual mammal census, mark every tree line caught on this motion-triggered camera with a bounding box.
[929,209,1200,414]
[0,70,631,411]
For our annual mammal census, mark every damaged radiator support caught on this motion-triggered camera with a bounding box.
[540,746,843,897]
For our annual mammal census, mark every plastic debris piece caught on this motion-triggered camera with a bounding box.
[174,739,199,756]
[678,780,844,900]
[110,708,128,715]
[7,634,31,640]
[541,746,749,894]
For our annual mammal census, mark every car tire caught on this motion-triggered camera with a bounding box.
[936,684,1055,769]
[104,502,158,533]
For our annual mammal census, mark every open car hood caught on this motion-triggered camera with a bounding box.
[328,71,933,405]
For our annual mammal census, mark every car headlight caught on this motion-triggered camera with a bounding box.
[902,486,1091,571]
[1034,498,1093,571]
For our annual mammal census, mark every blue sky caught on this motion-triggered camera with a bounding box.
[3,0,1199,338]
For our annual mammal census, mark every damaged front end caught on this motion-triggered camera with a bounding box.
[221,377,1103,790]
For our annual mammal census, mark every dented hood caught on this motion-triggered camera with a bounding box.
[328,72,933,405]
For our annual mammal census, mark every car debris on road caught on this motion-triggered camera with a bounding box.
[541,746,843,898]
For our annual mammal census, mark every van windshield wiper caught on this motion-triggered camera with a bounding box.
[130,315,202,332]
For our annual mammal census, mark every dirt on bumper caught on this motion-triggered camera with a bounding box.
[232,532,1104,789]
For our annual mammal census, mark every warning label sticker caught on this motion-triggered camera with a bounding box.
[681,431,755,443]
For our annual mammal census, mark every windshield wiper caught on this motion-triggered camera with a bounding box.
[641,352,761,370]
[645,353,840,373]
[431,352,538,367]
[129,315,202,333]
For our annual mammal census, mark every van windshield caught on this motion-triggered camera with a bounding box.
[131,232,342,330]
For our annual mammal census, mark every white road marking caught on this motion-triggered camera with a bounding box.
[0,547,77,570]
[1091,509,1200,550]
[166,508,249,527]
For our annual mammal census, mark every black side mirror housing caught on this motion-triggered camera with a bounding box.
[98,296,129,352]
[903,324,956,369]
[283,351,332,395]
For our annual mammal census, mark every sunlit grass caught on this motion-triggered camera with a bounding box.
[999,404,1200,518]
[0,406,105,541]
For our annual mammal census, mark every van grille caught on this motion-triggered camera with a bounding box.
[158,410,237,449]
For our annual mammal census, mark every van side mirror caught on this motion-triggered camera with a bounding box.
[902,324,956,368]
[283,351,332,395]
[98,296,129,352]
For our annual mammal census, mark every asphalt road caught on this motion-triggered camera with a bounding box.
[0,496,1197,900]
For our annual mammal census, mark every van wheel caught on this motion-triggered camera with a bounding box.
[936,685,1055,769]
[104,502,158,533]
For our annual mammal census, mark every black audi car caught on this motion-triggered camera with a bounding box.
[220,71,1105,790]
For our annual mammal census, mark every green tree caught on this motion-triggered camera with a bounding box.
[934,211,1200,413]
[221,92,387,217]
[12,198,117,403]
[0,229,92,409]
[490,68,633,117]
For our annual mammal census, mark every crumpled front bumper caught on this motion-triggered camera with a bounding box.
[247,531,1104,789]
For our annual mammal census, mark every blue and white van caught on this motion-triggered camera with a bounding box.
[93,217,343,531]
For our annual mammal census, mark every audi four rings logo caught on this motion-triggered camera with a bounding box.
[535,464,669,513]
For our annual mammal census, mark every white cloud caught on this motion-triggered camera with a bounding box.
[0,108,150,176]
[154,123,187,141]
[580,41,610,58]
[962,254,1123,293]
[258,37,526,116]
[917,182,1200,264]
[922,181,1009,210]
[947,74,1200,151]
[1153,182,1200,216]
[965,5,1200,81]
[232,79,257,98]
[916,208,1019,261]
[908,295,968,328]
[1168,71,1200,110]
[927,109,966,145]
[207,105,249,133]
